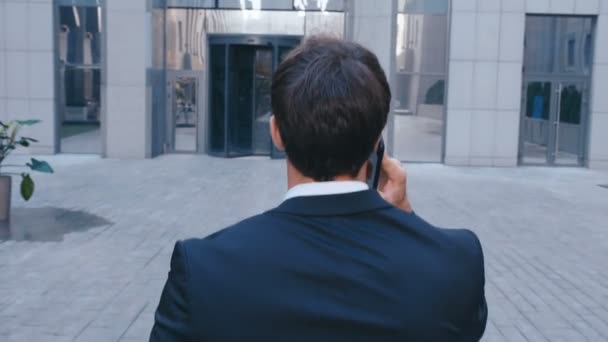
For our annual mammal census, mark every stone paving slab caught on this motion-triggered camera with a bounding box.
[0,154,606,341]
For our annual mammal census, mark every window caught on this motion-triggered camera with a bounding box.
[524,16,594,75]
[56,4,103,153]
[165,0,344,11]
[392,0,448,163]
[584,34,592,67]
[567,38,575,67]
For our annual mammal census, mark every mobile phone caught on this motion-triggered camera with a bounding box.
[368,138,385,189]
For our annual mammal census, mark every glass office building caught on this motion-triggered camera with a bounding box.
[0,0,607,168]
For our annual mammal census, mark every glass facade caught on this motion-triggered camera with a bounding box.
[154,4,344,156]
[56,2,103,154]
[524,16,594,76]
[207,37,298,157]
[520,16,594,166]
[44,0,605,165]
[162,0,344,11]
[392,0,449,162]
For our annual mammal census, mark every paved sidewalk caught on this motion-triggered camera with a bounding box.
[0,154,606,341]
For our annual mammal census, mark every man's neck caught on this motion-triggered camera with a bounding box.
[286,161,367,190]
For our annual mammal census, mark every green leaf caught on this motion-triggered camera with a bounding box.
[22,137,38,142]
[18,139,30,147]
[16,120,41,126]
[20,174,34,201]
[28,158,54,173]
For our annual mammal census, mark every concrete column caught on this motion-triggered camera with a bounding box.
[445,0,525,167]
[589,12,608,169]
[0,0,56,154]
[105,0,151,158]
[347,0,397,153]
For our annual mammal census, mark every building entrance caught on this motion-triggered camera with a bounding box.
[520,15,594,166]
[166,72,203,153]
[208,36,300,158]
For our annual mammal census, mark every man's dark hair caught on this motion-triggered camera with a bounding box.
[271,36,391,181]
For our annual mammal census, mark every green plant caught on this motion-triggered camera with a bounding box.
[0,120,54,201]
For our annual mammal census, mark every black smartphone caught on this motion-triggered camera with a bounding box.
[368,138,385,189]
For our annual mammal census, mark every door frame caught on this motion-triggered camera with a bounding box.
[53,0,106,155]
[206,34,301,158]
[165,70,205,153]
[518,14,596,167]
[518,75,591,166]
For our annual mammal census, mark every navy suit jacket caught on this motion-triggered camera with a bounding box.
[150,190,487,341]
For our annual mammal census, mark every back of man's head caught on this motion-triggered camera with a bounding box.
[271,36,391,181]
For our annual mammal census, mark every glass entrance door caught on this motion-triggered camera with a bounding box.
[520,15,594,166]
[168,72,202,152]
[520,80,587,165]
[227,45,273,157]
[208,36,300,158]
[554,82,586,165]
[521,81,552,164]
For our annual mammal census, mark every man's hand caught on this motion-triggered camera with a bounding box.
[377,155,413,213]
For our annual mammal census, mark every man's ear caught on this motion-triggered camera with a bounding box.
[270,115,285,151]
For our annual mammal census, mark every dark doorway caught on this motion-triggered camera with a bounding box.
[208,35,301,158]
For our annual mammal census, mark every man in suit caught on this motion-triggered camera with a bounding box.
[150,36,487,341]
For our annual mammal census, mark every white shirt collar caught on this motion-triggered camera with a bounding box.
[284,181,369,201]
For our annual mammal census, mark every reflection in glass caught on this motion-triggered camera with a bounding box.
[393,1,448,162]
[398,0,448,14]
[173,77,198,152]
[225,45,273,156]
[220,0,291,10]
[525,82,550,120]
[294,0,344,11]
[164,0,345,10]
[524,16,594,75]
[163,6,343,156]
[208,38,300,157]
[228,45,255,156]
[252,49,273,155]
[521,15,592,166]
[58,6,102,65]
[57,5,102,154]
[393,75,445,162]
[396,14,447,74]
[555,83,583,165]
[209,45,226,153]
[559,85,582,124]
[166,0,215,8]
[522,82,551,164]
[165,9,206,71]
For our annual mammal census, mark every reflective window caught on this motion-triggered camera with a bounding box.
[57,4,103,154]
[166,0,215,8]
[219,0,293,10]
[209,45,226,153]
[293,0,344,11]
[58,6,102,65]
[525,82,551,120]
[396,14,447,74]
[521,15,593,166]
[524,16,594,75]
[165,9,206,71]
[164,0,344,10]
[398,0,448,14]
[559,84,582,124]
[392,0,448,163]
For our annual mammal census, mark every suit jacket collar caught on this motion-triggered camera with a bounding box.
[270,190,393,216]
